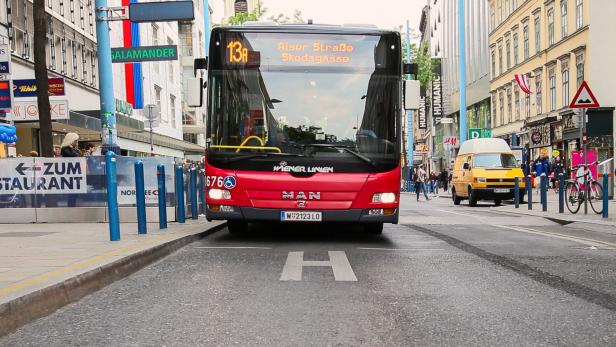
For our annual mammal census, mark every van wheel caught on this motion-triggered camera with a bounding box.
[494,199,502,206]
[227,220,247,234]
[468,187,478,207]
[452,188,462,205]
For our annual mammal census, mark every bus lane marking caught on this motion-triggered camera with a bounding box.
[280,251,357,282]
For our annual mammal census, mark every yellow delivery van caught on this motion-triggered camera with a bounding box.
[451,138,526,207]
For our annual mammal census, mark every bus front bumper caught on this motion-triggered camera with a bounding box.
[206,206,399,224]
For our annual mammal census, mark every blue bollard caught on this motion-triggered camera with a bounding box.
[603,170,609,219]
[541,175,547,212]
[558,173,564,214]
[157,164,167,229]
[199,169,206,214]
[134,160,147,234]
[175,165,186,223]
[527,175,533,210]
[190,167,198,220]
[514,177,520,208]
[105,151,120,241]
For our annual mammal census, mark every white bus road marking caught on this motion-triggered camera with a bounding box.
[280,251,358,282]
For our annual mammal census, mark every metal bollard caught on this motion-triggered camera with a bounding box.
[604,168,609,219]
[105,151,120,241]
[134,160,147,234]
[541,175,547,212]
[190,167,198,220]
[514,177,520,208]
[175,165,186,223]
[157,164,167,229]
[527,175,533,210]
[199,169,206,215]
[558,173,564,214]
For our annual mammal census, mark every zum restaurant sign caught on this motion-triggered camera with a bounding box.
[529,124,551,148]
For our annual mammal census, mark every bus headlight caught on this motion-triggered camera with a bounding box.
[372,192,396,203]
[208,189,231,200]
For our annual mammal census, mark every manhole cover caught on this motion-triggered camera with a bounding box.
[0,232,57,238]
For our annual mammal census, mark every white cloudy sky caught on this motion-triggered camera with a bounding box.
[209,0,426,41]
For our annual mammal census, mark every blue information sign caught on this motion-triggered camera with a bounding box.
[0,62,8,74]
[129,1,194,23]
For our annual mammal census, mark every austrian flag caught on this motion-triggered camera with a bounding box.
[515,74,531,95]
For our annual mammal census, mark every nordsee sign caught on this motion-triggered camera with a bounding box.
[111,45,178,63]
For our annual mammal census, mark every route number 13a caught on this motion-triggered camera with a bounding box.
[227,41,248,64]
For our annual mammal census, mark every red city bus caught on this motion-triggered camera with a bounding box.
[203,24,409,234]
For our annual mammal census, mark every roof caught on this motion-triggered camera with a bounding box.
[214,23,397,36]
[457,138,513,156]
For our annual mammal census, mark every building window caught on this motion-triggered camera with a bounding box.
[154,85,163,120]
[576,52,584,87]
[507,88,512,123]
[79,1,84,29]
[561,0,568,38]
[547,8,555,46]
[152,25,159,73]
[506,39,511,70]
[576,0,583,29]
[525,93,531,118]
[536,75,543,114]
[48,19,56,70]
[71,40,78,78]
[515,89,520,120]
[491,94,497,126]
[498,0,503,23]
[91,53,97,87]
[167,37,174,82]
[505,0,510,17]
[82,46,87,82]
[70,0,74,22]
[562,63,569,108]
[89,0,94,35]
[498,45,503,75]
[61,34,67,74]
[512,0,518,11]
[549,68,556,111]
[499,91,505,125]
[491,51,496,78]
[170,94,177,128]
[523,25,529,60]
[490,5,496,31]
[534,15,541,53]
[513,33,519,65]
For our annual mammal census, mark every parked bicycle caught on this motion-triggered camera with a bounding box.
[564,161,603,214]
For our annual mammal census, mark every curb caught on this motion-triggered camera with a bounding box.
[0,222,226,337]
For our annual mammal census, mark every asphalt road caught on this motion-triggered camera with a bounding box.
[3,194,616,346]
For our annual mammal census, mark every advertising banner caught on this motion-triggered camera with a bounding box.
[12,99,69,122]
[12,78,66,97]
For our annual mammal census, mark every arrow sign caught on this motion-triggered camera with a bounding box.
[15,162,41,175]
[570,81,600,109]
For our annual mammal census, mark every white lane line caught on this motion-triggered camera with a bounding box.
[356,247,445,251]
[280,251,357,282]
[438,209,483,220]
[493,225,616,249]
[194,246,273,250]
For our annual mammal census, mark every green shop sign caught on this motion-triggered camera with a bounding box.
[111,45,178,63]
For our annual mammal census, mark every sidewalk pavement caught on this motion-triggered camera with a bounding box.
[0,219,224,336]
[429,189,616,227]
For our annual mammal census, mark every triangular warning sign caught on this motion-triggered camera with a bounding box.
[570,81,600,108]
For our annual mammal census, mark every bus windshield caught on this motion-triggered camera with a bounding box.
[207,30,401,172]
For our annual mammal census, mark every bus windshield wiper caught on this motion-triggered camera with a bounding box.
[303,144,378,168]
[221,152,305,164]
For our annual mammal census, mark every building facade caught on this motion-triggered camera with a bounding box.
[488,0,615,195]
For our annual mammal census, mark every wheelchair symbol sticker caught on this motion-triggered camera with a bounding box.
[223,176,237,189]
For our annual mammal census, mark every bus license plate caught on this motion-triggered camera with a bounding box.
[281,211,322,222]
[494,188,510,193]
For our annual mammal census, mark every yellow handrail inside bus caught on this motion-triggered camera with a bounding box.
[210,145,282,153]
[237,136,265,151]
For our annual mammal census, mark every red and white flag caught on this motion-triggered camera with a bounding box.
[515,74,531,95]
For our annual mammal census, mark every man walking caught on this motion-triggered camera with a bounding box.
[414,165,430,201]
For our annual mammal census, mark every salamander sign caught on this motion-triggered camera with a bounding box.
[111,45,178,63]
[0,158,87,194]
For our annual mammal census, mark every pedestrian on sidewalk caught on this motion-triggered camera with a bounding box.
[552,155,564,192]
[534,155,550,193]
[440,169,449,193]
[60,133,80,157]
[414,165,430,201]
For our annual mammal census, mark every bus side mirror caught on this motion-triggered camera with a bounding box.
[463,163,470,170]
[404,80,420,111]
[186,77,204,108]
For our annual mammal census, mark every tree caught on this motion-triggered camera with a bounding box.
[33,0,53,157]
[413,42,436,90]
[228,9,260,25]
[268,9,304,24]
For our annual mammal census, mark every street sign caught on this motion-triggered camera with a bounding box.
[144,104,160,128]
[0,43,10,75]
[12,78,66,97]
[12,99,70,122]
[129,1,194,23]
[569,81,600,109]
[0,158,87,195]
[483,129,492,138]
[111,45,178,63]
[414,144,429,154]
[468,128,482,140]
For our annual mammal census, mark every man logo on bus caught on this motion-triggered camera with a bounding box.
[223,176,237,189]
